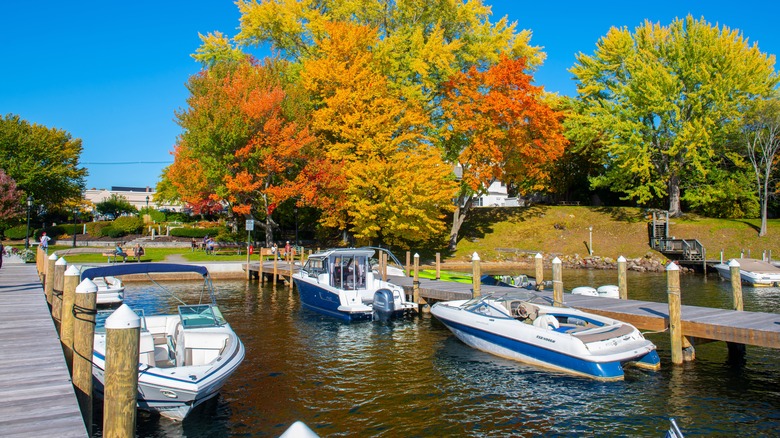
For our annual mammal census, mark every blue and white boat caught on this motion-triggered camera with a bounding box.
[431,290,660,380]
[81,263,245,420]
[292,248,417,321]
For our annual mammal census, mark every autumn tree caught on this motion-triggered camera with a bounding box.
[300,21,457,246]
[230,0,544,247]
[567,16,777,217]
[442,56,567,250]
[171,57,315,245]
[0,114,87,213]
[0,168,22,222]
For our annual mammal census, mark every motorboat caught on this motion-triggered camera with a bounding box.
[713,258,780,287]
[292,248,417,321]
[430,290,660,380]
[76,266,125,305]
[571,284,619,299]
[81,263,245,420]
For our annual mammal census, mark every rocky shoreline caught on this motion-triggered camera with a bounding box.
[432,252,681,273]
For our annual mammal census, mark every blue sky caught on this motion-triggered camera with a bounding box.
[2,1,778,191]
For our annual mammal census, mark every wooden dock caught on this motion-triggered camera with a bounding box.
[0,263,87,437]
[245,261,298,282]
[389,276,780,349]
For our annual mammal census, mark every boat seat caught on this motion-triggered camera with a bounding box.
[572,324,635,343]
[533,314,559,330]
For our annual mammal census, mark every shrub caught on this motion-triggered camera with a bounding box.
[86,221,112,236]
[170,227,222,238]
[4,224,30,240]
[112,216,144,235]
[101,226,127,238]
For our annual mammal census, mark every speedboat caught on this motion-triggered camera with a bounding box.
[431,290,660,380]
[713,258,780,287]
[292,248,417,321]
[81,263,245,420]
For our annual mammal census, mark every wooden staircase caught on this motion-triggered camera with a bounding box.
[648,211,706,262]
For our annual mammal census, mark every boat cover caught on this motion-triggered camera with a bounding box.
[80,263,209,280]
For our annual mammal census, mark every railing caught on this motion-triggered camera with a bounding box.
[651,238,705,261]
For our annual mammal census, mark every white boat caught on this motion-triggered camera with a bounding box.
[76,266,125,305]
[292,248,417,321]
[81,263,245,420]
[571,284,620,299]
[430,290,660,380]
[713,258,780,287]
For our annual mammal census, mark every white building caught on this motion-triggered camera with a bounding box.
[453,164,521,207]
[84,186,183,212]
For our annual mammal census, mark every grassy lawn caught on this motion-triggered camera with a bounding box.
[44,246,253,264]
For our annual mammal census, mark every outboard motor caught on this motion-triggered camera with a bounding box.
[372,288,396,321]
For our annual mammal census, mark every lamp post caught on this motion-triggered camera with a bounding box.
[145,195,149,212]
[588,226,593,256]
[72,208,78,248]
[294,206,299,247]
[25,196,32,249]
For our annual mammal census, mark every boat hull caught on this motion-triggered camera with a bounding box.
[92,326,245,420]
[714,261,780,287]
[294,278,373,321]
[432,302,659,380]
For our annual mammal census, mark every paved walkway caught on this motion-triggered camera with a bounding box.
[0,262,87,437]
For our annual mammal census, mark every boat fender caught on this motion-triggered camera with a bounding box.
[533,314,559,330]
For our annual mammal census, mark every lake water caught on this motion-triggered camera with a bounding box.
[95,269,780,437]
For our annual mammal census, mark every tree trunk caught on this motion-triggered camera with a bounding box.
[760,179,769,237]
[448,195,473,251]
[668,174,682,217]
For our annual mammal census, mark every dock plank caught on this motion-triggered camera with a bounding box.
[0,264,87,437]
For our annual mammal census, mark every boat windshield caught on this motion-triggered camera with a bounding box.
[303,256,327,278]
[95,308,147,333]
[330,254,369,290]
[179,304,226,328]
[461,291,539,310]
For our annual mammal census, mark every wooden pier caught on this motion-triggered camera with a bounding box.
[389,275,780,349]
[245,261,298,283]
[0,263,87,437]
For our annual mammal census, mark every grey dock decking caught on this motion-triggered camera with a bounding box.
[0,264,87,437]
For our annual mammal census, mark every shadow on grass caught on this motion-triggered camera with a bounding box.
[592,206,648,223]
[727,219,761,234]
[459,205,550,243]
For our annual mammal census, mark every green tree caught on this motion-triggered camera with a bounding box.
[0,114,87,213]
[95,194,137,219]
[567,16,777,217]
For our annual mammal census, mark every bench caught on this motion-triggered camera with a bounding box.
[558,201,581,206]
[211,243,243,255]
[102,248,144,263]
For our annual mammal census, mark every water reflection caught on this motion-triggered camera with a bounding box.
[92,271,780,437]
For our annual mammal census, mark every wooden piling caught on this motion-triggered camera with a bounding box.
[729,259,743,311]
[406,251,411,277]
[617,255,628,299]
[45,253,57,306]
[472,252,481,297]
[382,252,388,282]
[413,253,420,306]
[552,257,563,307]
[289,254,294,290]
[103,304,140,438]
[273,256,278,286]
[435,252,441,280]
[727,259,746,361]
[61,265,80,372]
[534,253,544,291]
[667,262,683,365]
[73,278,97,435]
[246,246,251,280]
[52,257,68,332]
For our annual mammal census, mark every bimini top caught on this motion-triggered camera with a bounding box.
[80,263,209,281]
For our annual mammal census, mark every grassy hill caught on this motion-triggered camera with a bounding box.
[445,206,780,264]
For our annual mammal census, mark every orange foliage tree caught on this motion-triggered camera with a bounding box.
[442,55,567,249]
[168,59,315,244]
[299,22,457,247]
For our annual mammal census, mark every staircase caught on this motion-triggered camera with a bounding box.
[648,211,706,262]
